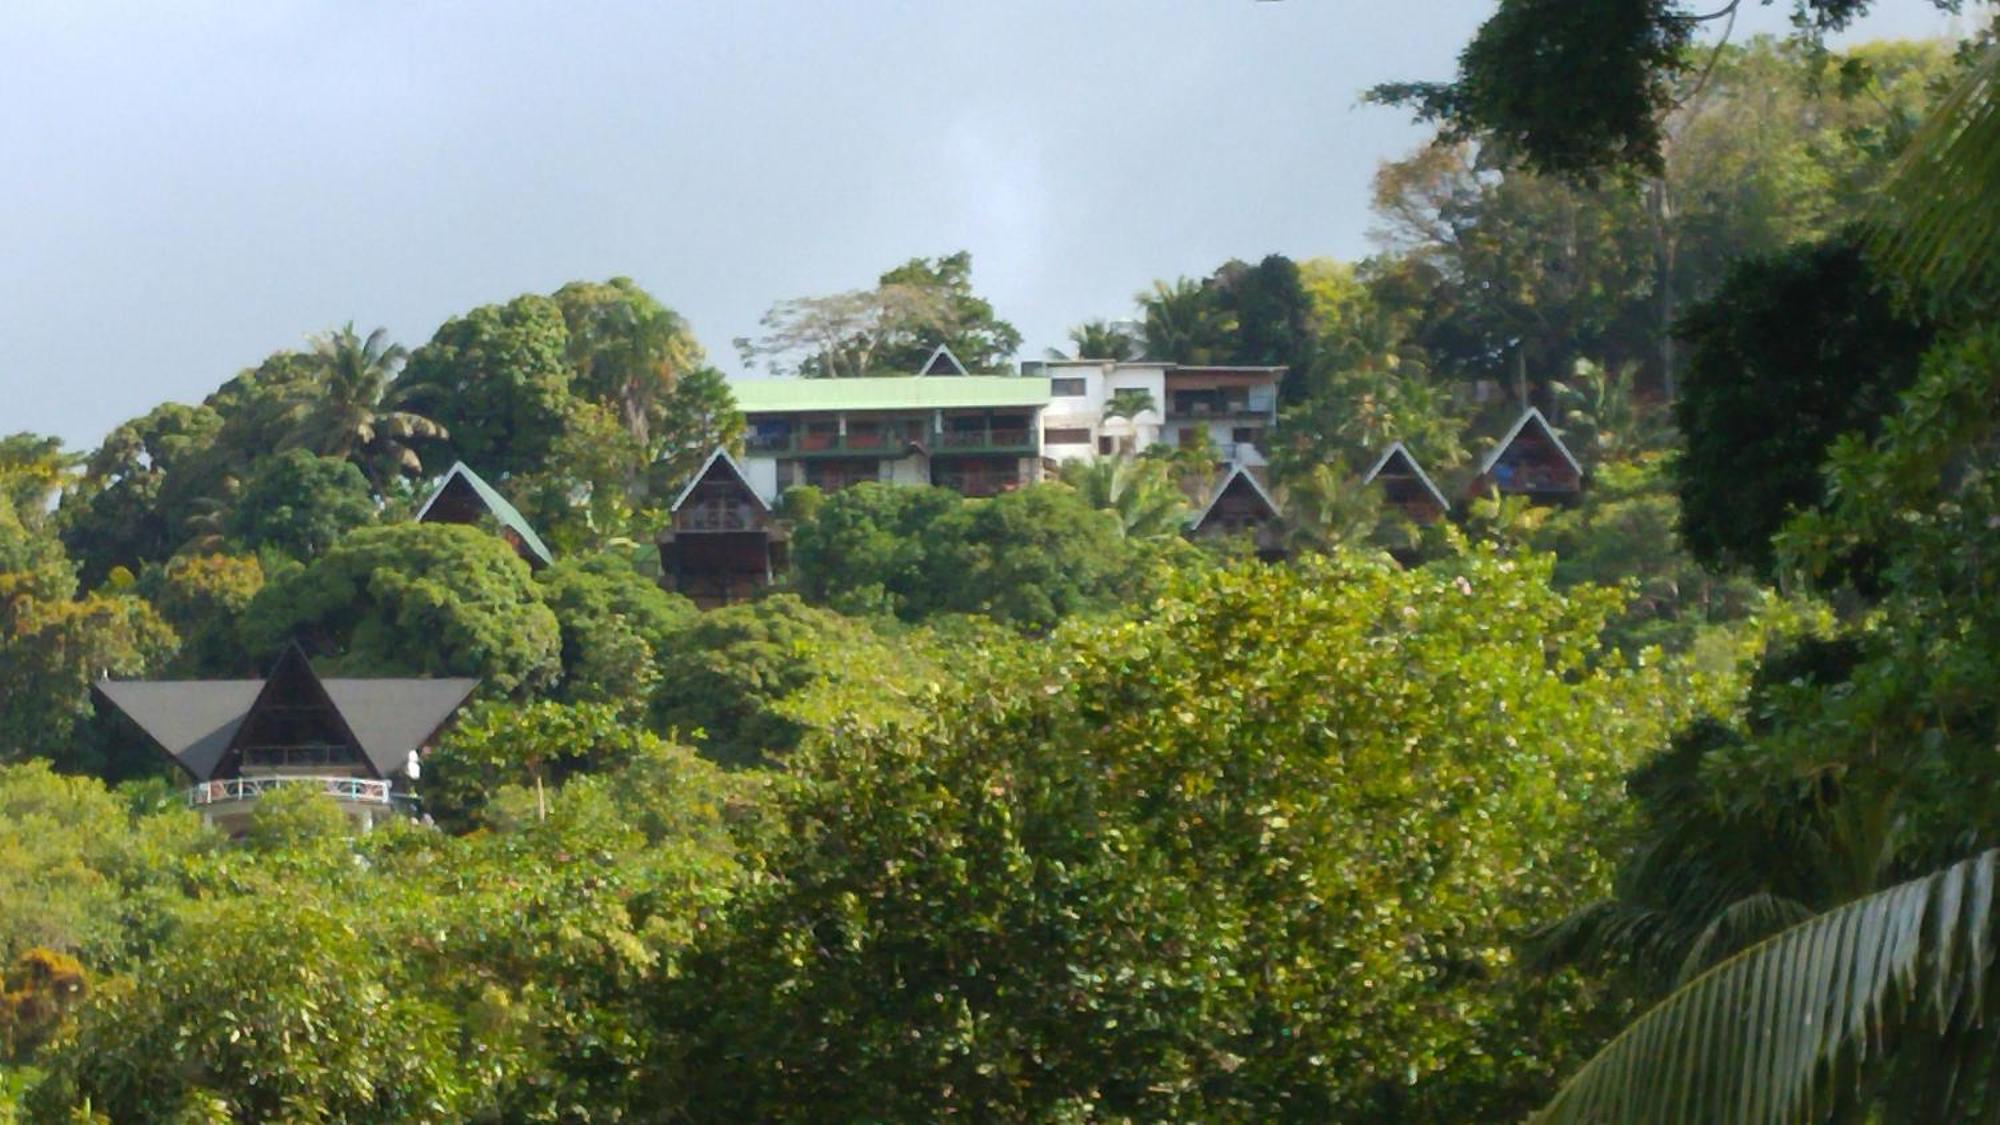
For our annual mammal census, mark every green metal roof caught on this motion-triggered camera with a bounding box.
[731,375,1051,414]
[417,462,556,568]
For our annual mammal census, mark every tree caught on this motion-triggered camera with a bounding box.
[423,700,672,831]
[1534,847,2000,1123]
[737,251,1019,377]
[242,523,561,694]
[1058,457,1191,539]
[282,323,445,486]
[649,594,931,767]
[394,297,572,478]
[1137,256,1318,392]
[221,449,375,559]
[871,251,1022,373]
[59,402,224,584]
[534,551,695,714]
[658,553,1686,1119]
[554,277,707,449]
[1674,236,1933,576]
[1367,0,1939,180]
[139,552,265,676]
[1058,319,1140,361]
[646,366,745,491]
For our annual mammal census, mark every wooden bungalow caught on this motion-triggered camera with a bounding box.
[95,645,476,836]
[415,461,555,569]
[1361,441,1451,524]
[658,448,788,610]
[1470,408,1583,503]
[1187,464,1288,561]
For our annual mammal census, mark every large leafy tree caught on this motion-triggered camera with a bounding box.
[553,277,707,449]
[1368,0,1949,180]
[1674,236,1934,576]
[221,449,376,560]
[242,522,561,694]
[737,251,1019,377]
[658,553,1685,1119]
[393,296,572,478]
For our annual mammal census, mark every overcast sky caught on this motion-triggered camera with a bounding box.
[0,2,1973,451]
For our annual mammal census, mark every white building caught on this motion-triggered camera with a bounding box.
[1024,359,1282,468]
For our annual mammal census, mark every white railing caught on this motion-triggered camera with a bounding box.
[184,775,395,808]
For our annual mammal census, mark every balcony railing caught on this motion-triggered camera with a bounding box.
[677,504,759,532]
[184,775,400,809]
[746,427,1037,456]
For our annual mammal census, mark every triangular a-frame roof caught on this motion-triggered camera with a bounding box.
[415,462,555,568]
[216,644,372,780]
[96,646,480,783]
[918,344,970,377]
[1476,407,1584,478]
[1189,464,1282,531]
[1362,441,1451,513]
[94,679,262,781]
[670,447,771,514]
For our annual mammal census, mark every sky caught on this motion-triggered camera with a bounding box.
[0,1,1977,452]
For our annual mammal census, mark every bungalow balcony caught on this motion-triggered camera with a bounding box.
[182,774,417,834]
[747,423,1036,457]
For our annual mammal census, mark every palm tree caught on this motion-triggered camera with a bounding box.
[1059,320,1139,361]
[1277,463,1381,555]
[1099,388,1157,455]
[1872,43,2000,302]
[282,324,445,486]
[1535,847,2000,1123]
[1058,457,1189,539]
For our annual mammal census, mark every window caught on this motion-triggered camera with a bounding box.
[1051,377,1087,397]
[1231,427,1259,444]
[1044,427,1092,445]
[1098,436,1115,455]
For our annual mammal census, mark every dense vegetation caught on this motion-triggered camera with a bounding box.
[4,26,1999,1123]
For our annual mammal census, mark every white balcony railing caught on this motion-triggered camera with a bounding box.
[184,775,397,808]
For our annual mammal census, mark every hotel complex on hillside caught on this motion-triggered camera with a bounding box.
[726,345,1285,505]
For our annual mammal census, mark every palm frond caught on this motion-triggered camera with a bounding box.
[1534,848,2000,1124]
[1871,43,2000,302]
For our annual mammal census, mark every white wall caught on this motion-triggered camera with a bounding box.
[1039,361,1169,465]
[743,456,780,504]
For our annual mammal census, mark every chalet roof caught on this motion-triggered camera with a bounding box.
[918,344,970,376]
[1476,407,1583,478]
[1189,464,1282,530]
[1362,441,1451,513]
[415,462,555,568]
[96,653,477,782]
[732,375,1051,415]
[671,447,771,514]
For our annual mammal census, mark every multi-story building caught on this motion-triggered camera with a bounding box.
[1027,359,1283,468]
[732,347,1052,505]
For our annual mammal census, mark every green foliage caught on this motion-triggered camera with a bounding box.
[870,251,1023,374]
[1536,848,2000,1124]
[242,523,560,694]
[59,402,223,585]
[138,553,265,676]
[425,701,673,831]
[0,762,208,969]
[396,295,574,478]
[1372,0,1916,179]
[553,277,708,450]
[241,785,350,853]
[221,449,375,559]
[1139,255,1317,393]
[739,251,1020,377]
[787,482,1155,631]
[660,553,1686,1119]
[649,594,932,767]
[1675,236,1934,575]
[30,896,472,1123]
[282,323,445,488]
[535,552,694,712]
[1058,457,1191,539]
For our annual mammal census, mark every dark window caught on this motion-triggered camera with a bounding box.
[1231,427,1259,444]
[1051,377,1087,396]
[1044,427,1091,445]
[1098,436,1115,455]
